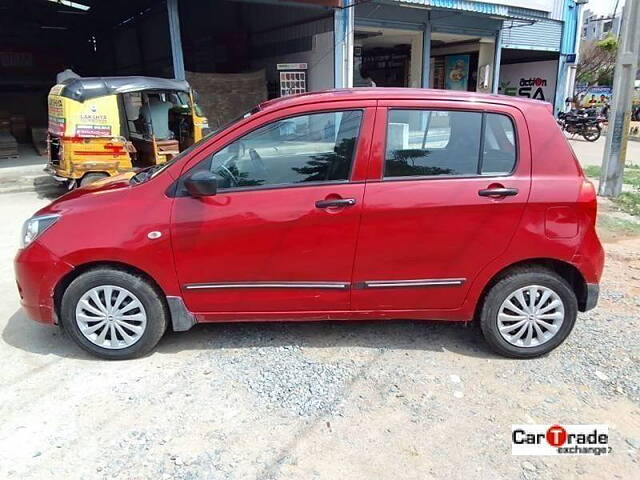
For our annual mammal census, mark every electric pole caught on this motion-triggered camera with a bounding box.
[599,0,640,197]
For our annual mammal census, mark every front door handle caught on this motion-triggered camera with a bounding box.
[478,187,519,198]
[315,198,356,209]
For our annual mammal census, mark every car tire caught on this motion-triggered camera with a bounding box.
[80,172,110,186]
[60,268,168,360]
[479,267,578,359]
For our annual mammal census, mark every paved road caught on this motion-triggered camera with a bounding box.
[568,136,640,167]
[1,148,639,479]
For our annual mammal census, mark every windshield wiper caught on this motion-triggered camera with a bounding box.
[130,164,162,185]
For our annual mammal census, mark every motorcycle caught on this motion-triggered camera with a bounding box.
[557,108,602,142]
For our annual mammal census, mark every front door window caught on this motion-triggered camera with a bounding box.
[208,110,363,190]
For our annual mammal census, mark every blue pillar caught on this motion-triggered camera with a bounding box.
[555,55,568,114]
[167,0,185,80]
[492,27,502,93]
[421,21,431,88]
[334,1,353,88]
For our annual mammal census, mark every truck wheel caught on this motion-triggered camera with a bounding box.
[80,172,109,186]
[60,268,168,360]
[479,268,577,359]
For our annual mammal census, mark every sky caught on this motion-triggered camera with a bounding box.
[585,0,624,16]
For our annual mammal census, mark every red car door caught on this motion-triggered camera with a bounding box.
[352,101,532,312]
[171,104,375,317]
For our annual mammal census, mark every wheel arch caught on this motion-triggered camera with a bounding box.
[474,258,589,319]
[53,260,167,323]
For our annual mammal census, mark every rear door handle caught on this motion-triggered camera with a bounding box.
[478,187,519,198]
[315,198,356,208]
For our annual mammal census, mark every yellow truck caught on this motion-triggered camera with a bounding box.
[46,76,209,187]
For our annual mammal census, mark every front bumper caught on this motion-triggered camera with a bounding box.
[584,283,599,312]
[14,242,73,325]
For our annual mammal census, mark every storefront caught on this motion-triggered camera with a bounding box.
[0,0,583,160]
[334,0,583,112]
[498,17,563,108]
[350,1,502,93]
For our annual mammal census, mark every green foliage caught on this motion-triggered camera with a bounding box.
[583,165,601,178]
[596,35,618,52]
[598,214,640,235]
[616,192,640,217]
[577,35,618,87]
[582,164,640,217]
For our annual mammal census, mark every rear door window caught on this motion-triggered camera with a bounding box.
[384,109,516,178]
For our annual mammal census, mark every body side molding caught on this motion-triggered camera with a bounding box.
[184,281,350,290]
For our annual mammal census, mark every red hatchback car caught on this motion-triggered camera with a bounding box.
[15,88,604,360]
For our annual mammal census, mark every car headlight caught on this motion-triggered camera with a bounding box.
[21,214,60,248]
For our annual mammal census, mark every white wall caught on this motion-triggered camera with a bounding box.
[476,40,495,93]
[498,60,559,105]
[310,31,335,91]
[250,31,334,93]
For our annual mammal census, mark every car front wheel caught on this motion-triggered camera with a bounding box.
[60,268,168,360]
[479,268,578,358]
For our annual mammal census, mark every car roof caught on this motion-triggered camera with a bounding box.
[258,87,550,112]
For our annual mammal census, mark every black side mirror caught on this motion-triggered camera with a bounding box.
[184,170,218,197]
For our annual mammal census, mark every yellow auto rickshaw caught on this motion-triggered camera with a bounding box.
[46,76,209,187]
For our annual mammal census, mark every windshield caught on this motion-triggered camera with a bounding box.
[130,106,260,185]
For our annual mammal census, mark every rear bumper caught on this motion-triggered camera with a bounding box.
[44,165,71,183]
[584,283,599,312]
[14,242,73,325]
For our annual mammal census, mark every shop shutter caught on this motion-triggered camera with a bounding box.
[501,19,562,52]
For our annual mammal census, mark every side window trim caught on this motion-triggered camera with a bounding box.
[477,112,487,175]
[172,108,365,197]
[381,107,518,181]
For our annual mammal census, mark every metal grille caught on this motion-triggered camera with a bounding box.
[501,19,562,51]
[279,71,307,97]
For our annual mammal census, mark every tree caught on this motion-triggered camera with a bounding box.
[576,35,618,86]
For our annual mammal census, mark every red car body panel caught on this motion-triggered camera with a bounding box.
[351,102,532,314]
[14,241,73,324]
[13,88,604,328]
[171,105,376,316]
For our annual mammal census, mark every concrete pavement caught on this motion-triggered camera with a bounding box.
[567,135,640,167]
[0,145,65,197]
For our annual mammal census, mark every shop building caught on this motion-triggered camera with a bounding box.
[337,0,585,113]
[0,0,584,145]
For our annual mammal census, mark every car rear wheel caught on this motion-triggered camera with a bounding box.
[479,268,577,358]
[60,268,168,360]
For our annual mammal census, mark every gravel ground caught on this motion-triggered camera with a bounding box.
[0,190,638,480]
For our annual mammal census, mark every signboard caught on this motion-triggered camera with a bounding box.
[576,86,612,108]
[48,86,119,137]
[498,60,558,104]
[277,63,308,71]
[445,55,470,91]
